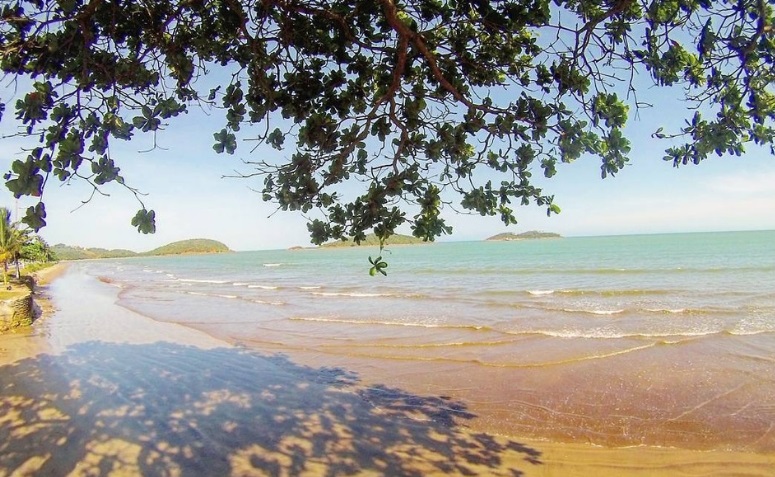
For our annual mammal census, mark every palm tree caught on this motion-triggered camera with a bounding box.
[10,227,31,279]
[0,207,24,287]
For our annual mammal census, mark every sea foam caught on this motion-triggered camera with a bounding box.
[527,290,555,296]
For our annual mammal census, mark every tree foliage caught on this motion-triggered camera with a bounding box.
[0,207,16,285]
[0,206,30,282]
[1,0,773,245]
[20,233,55,262]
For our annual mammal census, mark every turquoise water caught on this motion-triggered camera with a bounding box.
[91,230,774,337]
[78,230,775,450]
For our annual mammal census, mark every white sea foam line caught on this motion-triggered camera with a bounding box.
[328,339,514,349]
[533,342,659,368]
[299,286,321,290]
[263,263,282,267]
[562,308,625,315]
[252,299,285,305]
[667,382,748,422]
[645,308,686,314]
[727,329,775,336]
[185,291,238,299]
[248,285,278,290]
[334,342,661,369]
[179,279,229,284]
[313,292,388,297]
[232,282,249,286]
[527,290,555,296]
[432,342,662,368]
[509,328,721,339]
[289,316,484,330]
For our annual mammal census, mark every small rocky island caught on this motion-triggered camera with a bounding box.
[486,231,561,241]
[321,233,427,248]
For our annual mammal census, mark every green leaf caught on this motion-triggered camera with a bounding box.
[131,209,156,234]
[6,158,43,198]
[368,254,389,277]
[213,129,237,154]
[22,203,47,231]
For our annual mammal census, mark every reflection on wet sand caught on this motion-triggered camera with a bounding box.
[0,342,542,476]
[2,341,774,476]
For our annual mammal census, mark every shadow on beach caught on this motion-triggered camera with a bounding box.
[0,341,541,476]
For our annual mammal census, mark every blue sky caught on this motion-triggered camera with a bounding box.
[2,75,774,252]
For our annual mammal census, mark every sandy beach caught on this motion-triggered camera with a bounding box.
[1,264,773,476]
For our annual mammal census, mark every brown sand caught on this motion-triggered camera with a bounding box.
[0,265,773,476]
[31,261,71,286]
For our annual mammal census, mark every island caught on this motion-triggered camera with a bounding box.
[485,231,561,241]
[321,233,427,248]
[145,239,231,256]
[52,238,231,260]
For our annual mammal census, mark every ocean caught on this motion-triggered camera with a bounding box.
[77,230,775,452]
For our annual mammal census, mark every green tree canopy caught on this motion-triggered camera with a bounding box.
[1,0,773,245]
[20,233,55,262]
[0,206,29,282]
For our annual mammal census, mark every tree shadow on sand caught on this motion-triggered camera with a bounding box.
[0,342,542,476]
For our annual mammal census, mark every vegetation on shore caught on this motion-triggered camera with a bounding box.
[52,239,231,260]
[322,233,427,248]
[486,231,561,241]
[0,207,57,285]
[51,246,136,261]
[0,208,47,331]
[20,261,58,275]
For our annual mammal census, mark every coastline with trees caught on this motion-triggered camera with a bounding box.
[0,206,57,332]
[1,0,774,475]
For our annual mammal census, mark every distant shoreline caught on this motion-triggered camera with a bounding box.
[53,238,231,260]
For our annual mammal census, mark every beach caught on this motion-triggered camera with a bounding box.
[1,264,773,476]
[1,237,774,475]
[0,232,775,476]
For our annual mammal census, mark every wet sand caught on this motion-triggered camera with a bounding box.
[1,266,773,476]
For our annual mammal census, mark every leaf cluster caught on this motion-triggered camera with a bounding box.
[0,0,772,245]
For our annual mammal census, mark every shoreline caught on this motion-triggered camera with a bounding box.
[30,262,70,320]
[31,261,71,286]
[0,262,70,363]
[0,264,773,475]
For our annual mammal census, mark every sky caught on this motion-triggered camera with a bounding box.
[1,73,774,253]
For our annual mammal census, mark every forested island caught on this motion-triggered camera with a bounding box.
[486,231,561,241]
[321,233,427,248]
[52,239,231,260]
